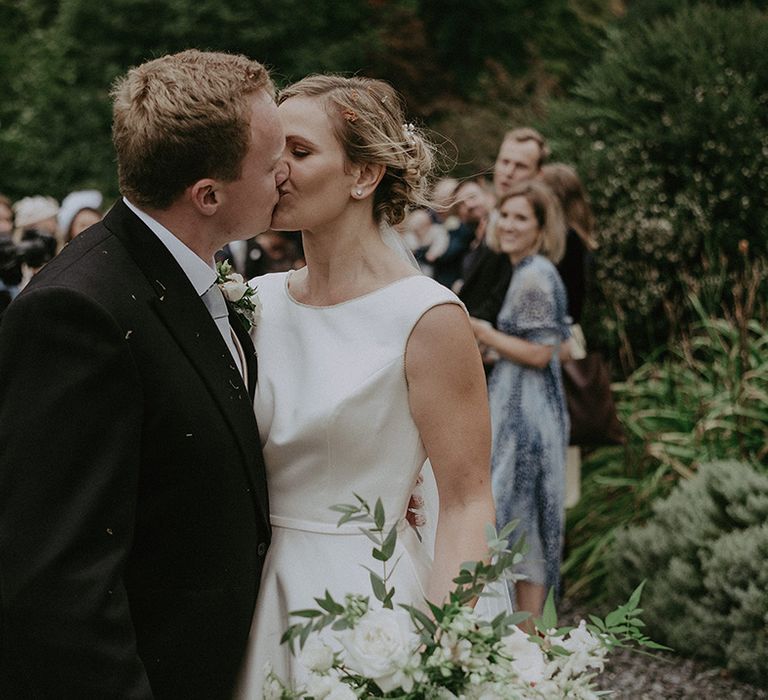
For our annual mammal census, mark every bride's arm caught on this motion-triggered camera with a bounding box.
[405,303,495,605]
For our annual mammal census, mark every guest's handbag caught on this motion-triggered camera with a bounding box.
[562,352,625,446]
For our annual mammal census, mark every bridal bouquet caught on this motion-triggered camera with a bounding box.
[266,497,664,699]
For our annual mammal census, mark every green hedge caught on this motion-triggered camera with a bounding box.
[543,4,768,364]
[562,290,768,600]
[609,461,768,685]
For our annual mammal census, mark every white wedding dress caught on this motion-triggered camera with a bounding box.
[234,271,461,697]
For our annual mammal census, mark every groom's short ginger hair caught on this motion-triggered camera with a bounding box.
[111,50,274,210]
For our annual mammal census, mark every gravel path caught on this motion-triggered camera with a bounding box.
[561,600,767,699]
[594,646,767,699]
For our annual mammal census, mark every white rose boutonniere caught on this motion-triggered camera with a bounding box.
[216,260,262,332]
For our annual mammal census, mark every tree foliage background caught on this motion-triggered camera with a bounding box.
[2,0,766,365]
[0,0,622,200]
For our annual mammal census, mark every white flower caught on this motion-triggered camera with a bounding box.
[305,673,356,700]
[220,275,248,302]
[558,621,607,678]
[499,626,547,685]
[340,607,419,693]
[440,631,473,667]
[432,690,460,700]
[300,637,336,673]
[325,683,357,700]
[261,662,285,700]
[446,607,475,635]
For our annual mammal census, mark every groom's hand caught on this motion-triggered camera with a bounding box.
[406,473,426,528]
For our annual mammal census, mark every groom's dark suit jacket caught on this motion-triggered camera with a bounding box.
[0,200,270,699]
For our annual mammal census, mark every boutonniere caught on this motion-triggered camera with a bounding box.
[216,260,262,332]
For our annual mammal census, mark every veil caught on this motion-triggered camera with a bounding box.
[380,223,420,271]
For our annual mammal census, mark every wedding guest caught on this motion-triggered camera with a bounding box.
[401,207,449,277]
[469,179,569,624]
[12,195,60,239]
[400,178,466,282]
[7,200,60,286]
[540,163,597,326]
[58,189,104,242]
[452,178,494,291]
[218,232,304,279]
[429,176,459,223]
[0,195,13,236]
[428,180,489,289]
[1,197,21,307]
[540,163,601,507]
[458,128,549,324]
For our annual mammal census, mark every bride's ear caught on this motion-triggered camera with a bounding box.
[188,179,221,216]
[351,163,385,199]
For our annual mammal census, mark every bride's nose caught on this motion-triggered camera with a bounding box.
[276,160,290,187]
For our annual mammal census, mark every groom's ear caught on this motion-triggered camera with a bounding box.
[352,162,385,196]
[188,179,221,216]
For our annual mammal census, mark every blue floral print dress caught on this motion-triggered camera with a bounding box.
[488,255,570,595]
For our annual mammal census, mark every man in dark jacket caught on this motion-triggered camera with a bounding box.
[458,128,549,323]
[0,50,287,699]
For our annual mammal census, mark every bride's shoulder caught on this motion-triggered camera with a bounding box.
[398,274,462,306]
[389,275,467,336]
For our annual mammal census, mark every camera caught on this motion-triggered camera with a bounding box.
[0,228,57,287]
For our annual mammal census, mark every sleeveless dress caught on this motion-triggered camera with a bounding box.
[234,271,462,697]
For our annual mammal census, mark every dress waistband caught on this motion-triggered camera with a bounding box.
[270,513,407,535]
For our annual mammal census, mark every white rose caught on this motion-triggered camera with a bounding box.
[499,627,547,684]
[300,637,336,673]
[220,277,248,302]
[340,607,419,693]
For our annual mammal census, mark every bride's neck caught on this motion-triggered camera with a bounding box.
[295,219,412,305]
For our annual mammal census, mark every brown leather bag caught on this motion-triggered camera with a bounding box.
[562,353,625,446]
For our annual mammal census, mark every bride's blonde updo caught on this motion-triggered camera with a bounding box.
[278,75,435,227]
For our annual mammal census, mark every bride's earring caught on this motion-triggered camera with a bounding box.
[355,189,363,197]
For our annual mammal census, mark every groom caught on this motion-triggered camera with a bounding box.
[0,51,287,698]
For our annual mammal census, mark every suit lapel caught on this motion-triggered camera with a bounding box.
[102,201,267,518]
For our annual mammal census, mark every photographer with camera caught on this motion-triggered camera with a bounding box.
[5,195,61,293]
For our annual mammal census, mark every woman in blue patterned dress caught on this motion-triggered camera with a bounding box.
[469,179,569,623]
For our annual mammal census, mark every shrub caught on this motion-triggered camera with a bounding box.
[608,460,768,685]
[562,288,768,600]
[542,4,768,365]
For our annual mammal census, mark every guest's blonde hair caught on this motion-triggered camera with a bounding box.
[278,75,434,226]
[111,50,273,209]
[487,180,566,263]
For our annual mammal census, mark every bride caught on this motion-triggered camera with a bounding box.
[235,75,495,696]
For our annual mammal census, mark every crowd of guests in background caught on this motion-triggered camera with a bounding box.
[398,127,598,618]
[0,125,597,621]
[0,191,304,314]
